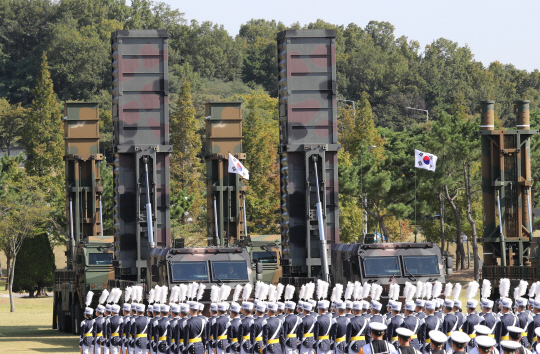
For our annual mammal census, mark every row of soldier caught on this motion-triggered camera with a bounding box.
[78,278,540,354]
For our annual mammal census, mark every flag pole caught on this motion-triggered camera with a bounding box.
[227,152,231,247]
[415,167,417,243]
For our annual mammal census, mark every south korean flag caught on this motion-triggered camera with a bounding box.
[228,153,250,180]
[414,149,438,172]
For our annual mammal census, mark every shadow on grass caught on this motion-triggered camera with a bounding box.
[0,325,79,353]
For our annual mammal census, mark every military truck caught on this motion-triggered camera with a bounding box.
[244,234,282,285]
[54,236,114,333]
[331,242,446,305]
[479,100,539,297]
[147,246,253,311]
[53,102,113,334]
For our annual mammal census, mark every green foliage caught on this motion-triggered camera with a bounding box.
[170,188,194,228]
[12,233,55,296]
[232,90,279,234]
[22,53,63,178]
[0,99,25,154]
[170,79,205,223]
[101,163,113,236]
[0,173,51,311]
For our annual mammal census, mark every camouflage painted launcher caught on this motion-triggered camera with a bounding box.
[479,100,538,272]
[205,102,247,246]
[64,102,103,266]
[111,30,171,283]
[277,30,340,283]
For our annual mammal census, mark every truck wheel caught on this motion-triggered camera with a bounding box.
[72,301,81,334]
[52,298,58,330]
[64,311,72,333]
[56,301,64,332]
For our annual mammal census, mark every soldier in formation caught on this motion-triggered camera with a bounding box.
[80,278,540,354]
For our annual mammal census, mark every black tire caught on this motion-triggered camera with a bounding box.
[57,301,64,332]
[72,300,81,334]
[64,310,72,333]
[52,298,58,330]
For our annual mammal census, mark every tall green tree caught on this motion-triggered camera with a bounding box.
[169,79,204,224]
[13,233,55,297]
[22,53,63,178]
[0,174,50,312]
[22,53,65,245]
[101,163,114,236]
[0,101,26,155]
[234,90,280,233]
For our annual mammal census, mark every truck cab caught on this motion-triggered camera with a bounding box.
[330,242,445,305]
[245,234,282,285]
[54,236,114,333]
[147,246,253,313]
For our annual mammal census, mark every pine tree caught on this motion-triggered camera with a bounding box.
[12,232,55,297]
[23,53,63,178]
[169,79,204,223]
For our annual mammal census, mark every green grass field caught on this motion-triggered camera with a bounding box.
[0,288,79,353]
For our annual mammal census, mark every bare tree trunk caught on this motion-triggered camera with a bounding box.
[438,191,445,253]
[379,217,390,241]
[444,185,466,270]
[9,254,16,312]
[464,162,480,280]
[4,254,10,291]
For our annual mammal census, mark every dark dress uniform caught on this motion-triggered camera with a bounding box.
[213,315,231,354]
[93,314,106,354]
[183,315,207,354]
[331,315,350,354]
[80,318,95,354]
[347,314,369,354]
[149,315,161,351]
[314,314,333,354]
[252,316,267,354]
[228,317,242,354]
[418,315,442,354]
[494,313,518,345]
[131,314,151,354]
[416,312,427,321]
[516,311,530,348]
[455,312,465,329]
[167,317,180,354]
[122,313,132,354]
[106,314,123,354]
[371,314,385,324]
[460,312,481,351]
[441,313,458,352]
[480,313,497,333]
[297,314,316,354]
[283,313,301,354]
[526,313,540,346]
[154,315,171,354]
[263,316,284,354]
[399,315,422,350]
[239,315,255,354]
[387,314,404,346]
[434,312,444,321]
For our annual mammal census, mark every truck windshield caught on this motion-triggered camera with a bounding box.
[171,262,209,282]
[252,251,276,264]
[88,253,112,265]
[403,256,439,275]
[363,256,400,276]
[211,261,249,281]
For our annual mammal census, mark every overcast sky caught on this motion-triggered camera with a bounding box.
[161,0,540,72]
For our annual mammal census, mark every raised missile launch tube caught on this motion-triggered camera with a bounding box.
[516,100,532,239]
[481,100,497,266]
